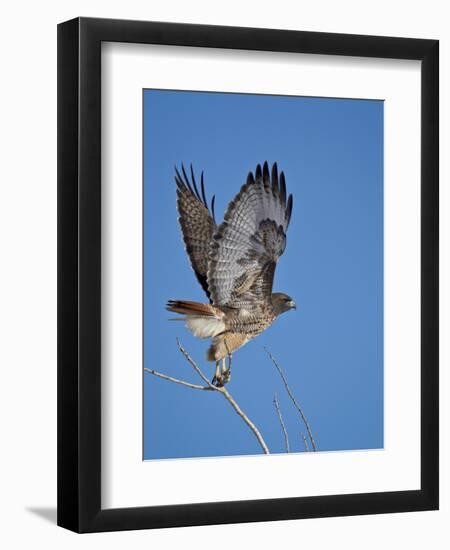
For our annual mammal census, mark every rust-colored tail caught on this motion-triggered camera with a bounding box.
[166,300,215,317]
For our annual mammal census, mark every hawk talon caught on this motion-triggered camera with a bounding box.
[222,368,231,384]
[212,374,225,388]
[212,357,231,387]
[212,360,224,387]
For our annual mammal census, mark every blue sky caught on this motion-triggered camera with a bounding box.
[143,89,384,460]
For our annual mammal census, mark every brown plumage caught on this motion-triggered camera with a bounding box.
[167,161,296,385]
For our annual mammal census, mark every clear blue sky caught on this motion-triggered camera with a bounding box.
[143,89,384,459]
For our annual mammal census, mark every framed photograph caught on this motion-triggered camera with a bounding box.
[57,17,439,532]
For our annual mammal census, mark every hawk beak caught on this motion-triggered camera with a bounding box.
[289,300,296,310]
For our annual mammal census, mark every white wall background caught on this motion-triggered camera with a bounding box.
[0,1,447,548]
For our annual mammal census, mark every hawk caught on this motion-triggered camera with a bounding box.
[167,161,296,386]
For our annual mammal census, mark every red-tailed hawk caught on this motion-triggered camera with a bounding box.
[167,162,295,386]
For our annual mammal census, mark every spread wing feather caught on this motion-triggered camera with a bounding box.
[207,162,293,311]
[174,165,216,301]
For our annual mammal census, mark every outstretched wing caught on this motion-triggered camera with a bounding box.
[175,165,216,301]
[207,162,293,311]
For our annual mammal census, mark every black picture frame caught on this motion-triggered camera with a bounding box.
[57,16,439,533]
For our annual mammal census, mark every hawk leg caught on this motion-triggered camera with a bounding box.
[221,353,232,384]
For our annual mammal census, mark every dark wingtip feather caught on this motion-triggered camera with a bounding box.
[255,163,262,181]
[280,171,287,206]
[181,163,195,195]
[286,194,293,226]
[190,164,202,202]
[247,171,255,186]
[200,171,208,208]
[271,163,279,194]
[211,195,216,223]
[263,161,270,184]
[189,163,196,185]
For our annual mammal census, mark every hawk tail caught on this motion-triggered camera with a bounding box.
[166,300,216,317]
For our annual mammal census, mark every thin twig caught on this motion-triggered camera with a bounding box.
[176,337,215,388]
[145,340,270,454]
[273,393,290,453]
[301,433,310,452]
[143,368,211,391]
[265,348,317,451]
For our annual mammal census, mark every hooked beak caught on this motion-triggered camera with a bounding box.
[288,300,297,310]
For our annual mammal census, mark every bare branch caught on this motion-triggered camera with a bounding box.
[265,348,317,451]
[273,393,290,453]
[145,340,270,454]
[143,368,211,391]
[219,386,270,454]
[301,433,310,452]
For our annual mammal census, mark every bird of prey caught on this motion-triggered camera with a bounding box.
[167,161,295,386]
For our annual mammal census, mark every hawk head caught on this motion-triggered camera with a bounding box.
[271,292,296,316]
